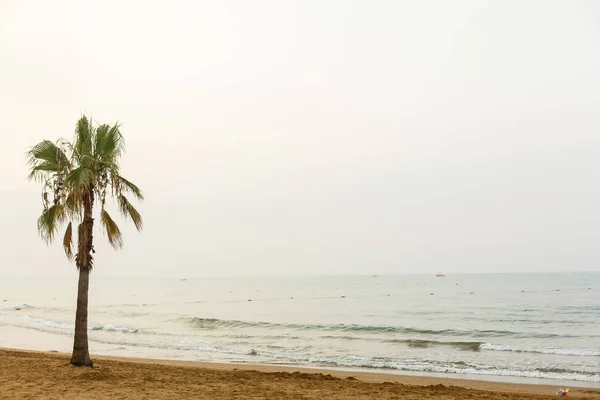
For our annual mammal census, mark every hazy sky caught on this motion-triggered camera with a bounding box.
[1,0,599,278]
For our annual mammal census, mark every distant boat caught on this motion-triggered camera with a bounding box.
[371,274,379,278]
[435,273,445,277]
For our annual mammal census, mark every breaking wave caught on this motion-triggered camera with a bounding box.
[20,315,138,333]
[182,317,570,339]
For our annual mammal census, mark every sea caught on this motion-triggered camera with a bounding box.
[1,273,599,387]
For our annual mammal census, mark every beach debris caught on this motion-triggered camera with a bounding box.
[556,388,569,396]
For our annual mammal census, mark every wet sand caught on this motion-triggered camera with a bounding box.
[1,348,599,399]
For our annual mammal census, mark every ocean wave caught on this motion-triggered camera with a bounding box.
[182,317,568,339]
[228,350,600,382]
[20,315,138,334]
[400,339,482,351]
[481,343,600,357]
[91,324,139,333]
[0,304,33,310]
[22,315,72,330]
[321,358,600,383]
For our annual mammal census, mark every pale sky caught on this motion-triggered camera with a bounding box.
[1,0,599,278]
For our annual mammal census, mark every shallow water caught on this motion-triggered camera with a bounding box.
[1,273,599,386]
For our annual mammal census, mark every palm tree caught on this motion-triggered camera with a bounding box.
[26,115,143,367]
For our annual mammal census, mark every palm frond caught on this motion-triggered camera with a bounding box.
[118,195,143,231]
[26,140,70,181]
[63,222,74,260]
[100,210,123,249]
[74,116,94,160]
[37,204,66,243]
[117,175,144,201]
[95,123,125,162]
[27,162,61,181]
[65,167,93,193]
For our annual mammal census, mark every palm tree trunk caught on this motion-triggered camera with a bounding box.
[70,189,94,367]
[70,266,92,366]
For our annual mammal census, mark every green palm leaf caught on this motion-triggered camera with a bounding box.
[118,195,143,231]
[26,140,70,181]
[74,116,94,161]
[37,204,66,243]
[117,175,144,201]
[65,167,94,193]
[95,123,125,162]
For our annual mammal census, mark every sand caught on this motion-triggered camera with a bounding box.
[1,349,599,399]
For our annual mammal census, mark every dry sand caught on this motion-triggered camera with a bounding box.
[1,348,599,399]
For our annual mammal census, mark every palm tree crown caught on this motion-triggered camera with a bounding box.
[27,115,143,266]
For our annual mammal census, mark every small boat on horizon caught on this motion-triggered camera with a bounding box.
[435,273,445,277]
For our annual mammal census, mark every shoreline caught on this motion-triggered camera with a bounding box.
[2,347,600,399]
[2,326,599,389]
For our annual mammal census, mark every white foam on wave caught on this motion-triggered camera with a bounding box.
[91,324,139,334]
[381,361,600,383]
[22,315,72,330]
[481,343,600,356]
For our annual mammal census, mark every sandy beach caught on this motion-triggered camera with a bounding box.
[1,349,599,399]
